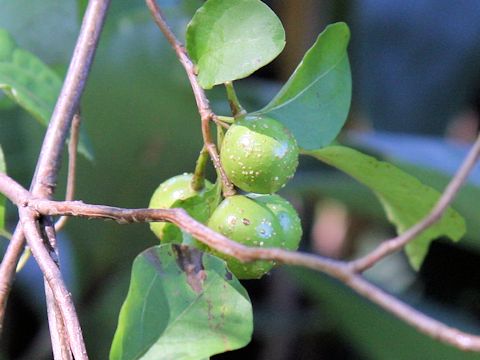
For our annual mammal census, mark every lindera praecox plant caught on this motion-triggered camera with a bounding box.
[0,0,474,359]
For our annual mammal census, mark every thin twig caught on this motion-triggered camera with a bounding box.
[19,208,87,360]
[145,0,235,197]
[0,0,110,354]
[55,111,82,232]
[16,111,81,274]
[350,134,480,273]
[0,225,23,334]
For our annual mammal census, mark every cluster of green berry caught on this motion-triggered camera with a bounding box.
[149,115,302,279]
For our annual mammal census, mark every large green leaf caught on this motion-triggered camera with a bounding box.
[0,28,93,160]
[110,244,252,360]
[256,22,351,150]
[304,146,466,269]
[290,267,480,360]
[186,0,285,89]
[0,145,6,230]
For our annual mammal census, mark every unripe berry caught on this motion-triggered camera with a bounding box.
[207,194,302,279]
[220,115,298,194]
[248,193,302,251]
[149,173,213,243]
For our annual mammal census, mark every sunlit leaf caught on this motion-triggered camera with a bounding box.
[257,22,351,150]
[186,0,285,89]
[110,244,253,360]
[305,145,466,269]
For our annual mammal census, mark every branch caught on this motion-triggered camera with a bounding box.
[29,198,480,351]
[2,170,480,350]
[55,111,82,232]
[350,134,480,273]
[0,0,110,354]
[19,208,87,360]
[145,0,235,197]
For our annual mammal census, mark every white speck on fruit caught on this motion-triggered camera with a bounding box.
[274,143,288,158]
[172,190,184,198]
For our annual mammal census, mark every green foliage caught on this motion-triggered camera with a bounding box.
[0,29,61,126]
[396,163,480,246]
[0,28,92,160]
[305,145,466,269]
[0,145,5,230]
[186,0,285,89]
[257,22,351,150]
[110,244,253,360]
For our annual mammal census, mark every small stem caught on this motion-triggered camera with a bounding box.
[191,147,209,191]
[225,81,246,117]
[216,115,235,124]
[55,111,81,232]
[146,0,235,198]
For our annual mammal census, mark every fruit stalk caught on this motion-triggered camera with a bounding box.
[191,146,209,191]
[225,81,246,117]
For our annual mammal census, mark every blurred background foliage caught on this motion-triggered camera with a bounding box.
[1,0,480,359]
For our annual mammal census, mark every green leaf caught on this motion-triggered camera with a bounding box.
[0,28,93,160]
[256,22,351,150]
[0,145,6,230]
[186,0,285,89]
[110,244,253,360]
[304,145,466,269]
[0,93,15,110]
[0,29,62,125]
[290,267,480,360]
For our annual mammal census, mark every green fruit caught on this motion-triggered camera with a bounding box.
[149,173,214,244]
[248,194,302,251]
[220,115,299,194]
[207,194,302,279]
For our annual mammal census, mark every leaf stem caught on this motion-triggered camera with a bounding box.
[225,81,246,117]
[55,111,81,232]
[191,147,209,191]
[216,115,235,124]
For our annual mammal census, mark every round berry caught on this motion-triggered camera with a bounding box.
[220,115,298,194]
[149,173,213,243]
[207,194,301,279]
